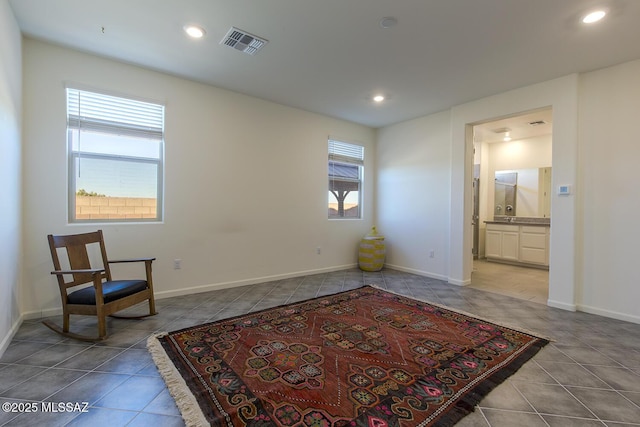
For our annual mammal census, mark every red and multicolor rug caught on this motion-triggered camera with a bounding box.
[148,285,548,426]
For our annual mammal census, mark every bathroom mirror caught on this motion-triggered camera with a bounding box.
[494,167,551,217]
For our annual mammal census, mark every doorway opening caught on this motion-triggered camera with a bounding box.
[469,108,552,303]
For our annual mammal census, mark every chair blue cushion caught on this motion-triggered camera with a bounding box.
[67,280,148,305]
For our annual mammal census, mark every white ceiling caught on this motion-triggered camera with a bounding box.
[9,0,640,128]
[474,108,553,144]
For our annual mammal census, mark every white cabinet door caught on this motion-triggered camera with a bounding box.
[501,231,519,261]
[485,230,502,258]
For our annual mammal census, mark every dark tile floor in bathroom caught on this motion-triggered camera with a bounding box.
[2,268,640,426]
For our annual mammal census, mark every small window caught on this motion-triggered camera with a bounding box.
[66,88,164,222]
[328,139,364,219]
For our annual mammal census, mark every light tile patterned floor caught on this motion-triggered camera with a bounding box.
[2,268,640,426]
[470,259,549,304]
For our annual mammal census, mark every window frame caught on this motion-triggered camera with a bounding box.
[66,87,165,223]
[328,138,364,220]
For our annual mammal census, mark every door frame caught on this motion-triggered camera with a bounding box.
[448,75,579,312]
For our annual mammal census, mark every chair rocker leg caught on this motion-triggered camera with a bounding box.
[110,301,158,319]
[42,319,109,343]
[109,311,157,320]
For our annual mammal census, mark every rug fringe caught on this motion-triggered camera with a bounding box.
[147,333,210,427]
[367,284,554,342]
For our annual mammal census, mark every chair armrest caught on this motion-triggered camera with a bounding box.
[51,268,105,275]
[108,257,156,264]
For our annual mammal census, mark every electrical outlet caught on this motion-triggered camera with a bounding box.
[173,259,182,270]
[316,247,321,255]
[429,250,435,258]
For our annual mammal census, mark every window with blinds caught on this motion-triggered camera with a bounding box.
[66,88,164,222]
[328,139,364,219]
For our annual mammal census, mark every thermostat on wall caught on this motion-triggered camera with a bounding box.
[558,185,572,196]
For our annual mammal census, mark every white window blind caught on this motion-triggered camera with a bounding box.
[67,89,164,140]
[328,139,364,165]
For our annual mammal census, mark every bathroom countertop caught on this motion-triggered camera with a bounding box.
[484,217,550,226]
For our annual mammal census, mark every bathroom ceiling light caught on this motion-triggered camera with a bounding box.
[380,17,398,29]
[184,25,206,39]
[582,10,606,24]
[492,127,511,134]
[503,133,512,142]
[373,95,385,103]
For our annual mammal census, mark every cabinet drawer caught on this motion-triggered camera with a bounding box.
[521,247,547,264]
[486,224,519,232]
[520,232,546,249]
[521,225,547,234]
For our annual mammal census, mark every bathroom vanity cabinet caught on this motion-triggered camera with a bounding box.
[485,224,519,261]
[485,222,549,268]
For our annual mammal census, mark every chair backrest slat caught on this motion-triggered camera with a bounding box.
[48,230,112,289]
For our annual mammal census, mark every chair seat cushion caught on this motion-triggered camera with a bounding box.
[68,280,148,305]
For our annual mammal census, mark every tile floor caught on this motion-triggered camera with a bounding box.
[2,268,640,426]
[470,259,549,304]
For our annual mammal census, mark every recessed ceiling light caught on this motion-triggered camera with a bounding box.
[373,95,385,103]
[380,17,398,29]
[184,25,206,39]
[582,10,606,24]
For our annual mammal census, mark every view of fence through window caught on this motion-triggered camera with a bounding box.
[67,88,164,222]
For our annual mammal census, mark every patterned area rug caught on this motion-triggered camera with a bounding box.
[148,286,548,426]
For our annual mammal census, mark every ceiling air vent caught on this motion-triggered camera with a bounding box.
[528,120,547,126]
[220,27,268,55]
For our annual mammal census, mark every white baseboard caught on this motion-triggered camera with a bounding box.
[25,264,447,320]
[13,265,640,344]
[383,264,449,282]
[0,315,23,358]
[19,263,460,320]
[448,278,472,287]
[156,264,357,300]
[22,307,63,321]
[22,264,358,317]
[547,299,577,312]
[577,303,640,325]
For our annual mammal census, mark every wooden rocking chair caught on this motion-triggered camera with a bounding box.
[44,230,157,341]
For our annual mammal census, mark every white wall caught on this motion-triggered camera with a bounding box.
[378,75,580,313]
[21,39,375,318]
[378,63,640,323]
[0,1,22,355]
[450,75,579,311]
[376,111,452,279]
[486,135,552,219]
[578,58,640,322]
[489,136,552,172]
[15,35,640,329]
